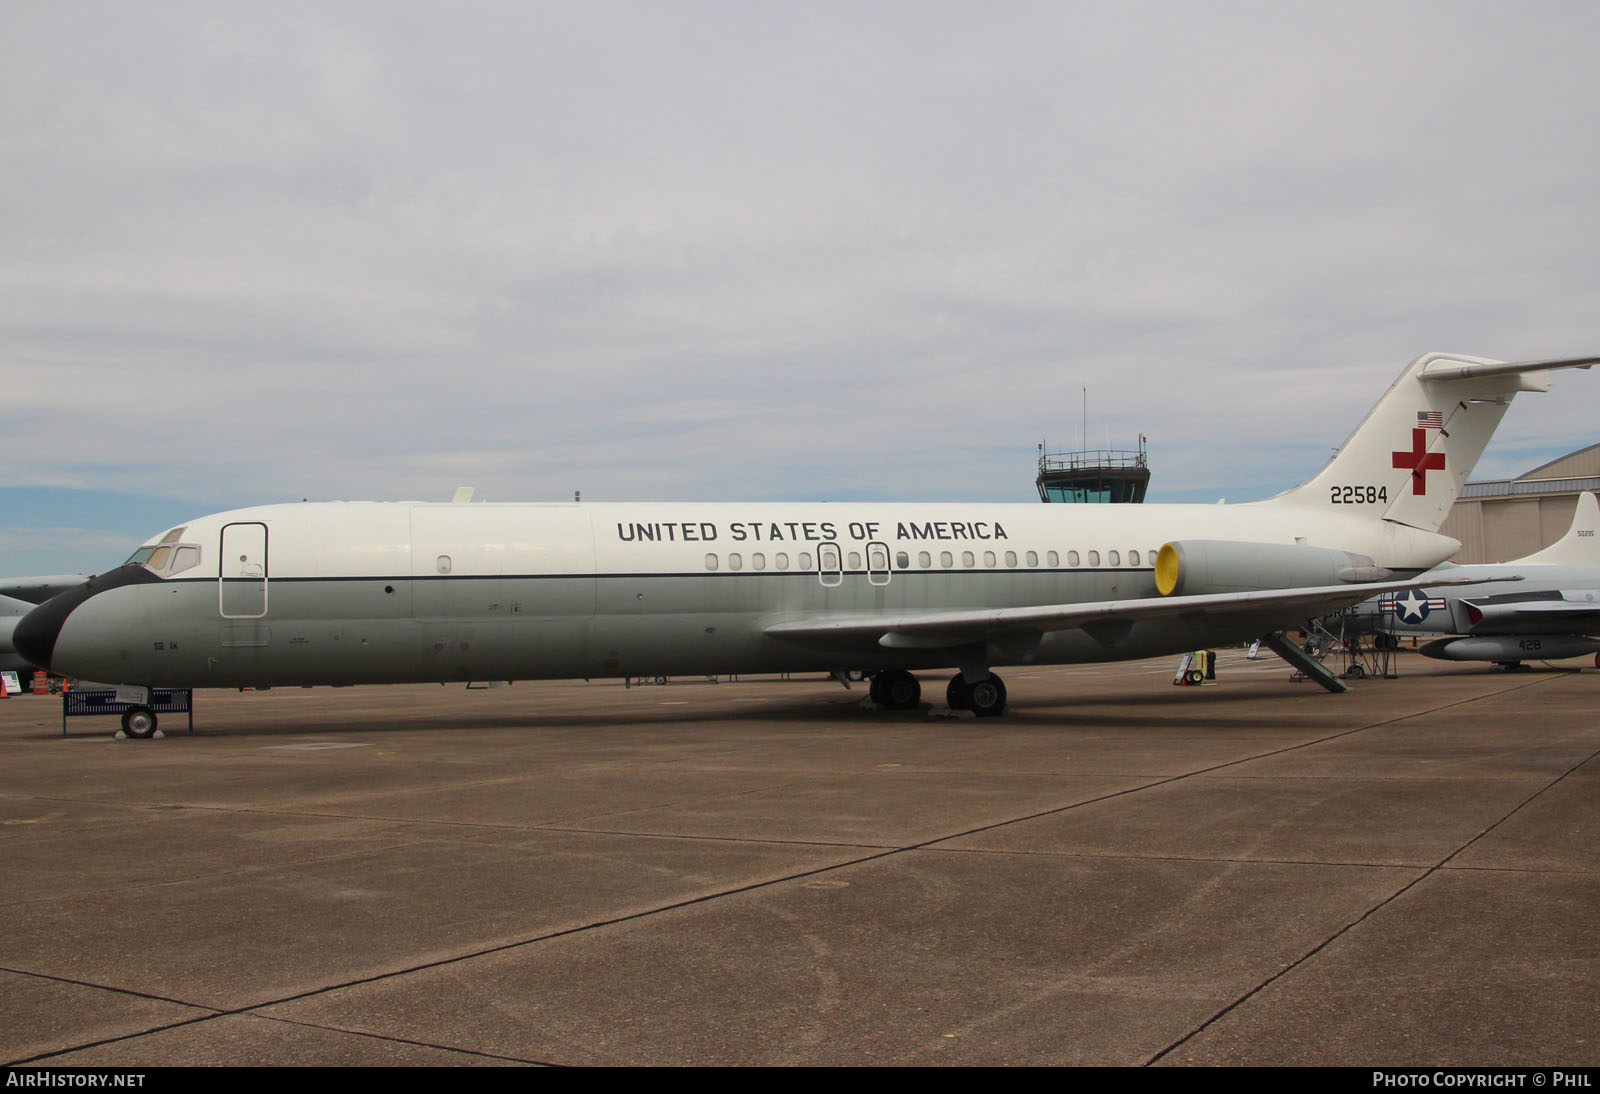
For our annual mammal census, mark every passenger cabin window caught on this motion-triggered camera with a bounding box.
[1005,550,1017,567]
[1108,550,1120,566]
[1067,550,1080,567]
[776,552,790,570]
[961,551,975,568]
[704,553,718,570]
[1128,549,1140,567]
[1087,550,1100,567]
[1025,550,1038,567]
[896,551,910,569]
[983,550,996,567]
[1046,550,1059,567]
[918,551,931,568]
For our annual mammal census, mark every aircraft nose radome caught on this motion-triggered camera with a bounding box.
[13,598,68,670]
[12,565,163,673]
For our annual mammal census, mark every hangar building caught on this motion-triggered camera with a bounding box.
[1439,443,1600,563]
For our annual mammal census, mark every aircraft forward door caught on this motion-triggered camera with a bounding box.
[219,522,269,618]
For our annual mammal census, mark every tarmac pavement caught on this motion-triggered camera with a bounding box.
[1,651,1595,1066]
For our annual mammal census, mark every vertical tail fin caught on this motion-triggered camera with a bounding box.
[1279,353,1595,532]
[1515,492,1600,565]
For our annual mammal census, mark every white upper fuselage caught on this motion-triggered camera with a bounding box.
[160,497,1457,582]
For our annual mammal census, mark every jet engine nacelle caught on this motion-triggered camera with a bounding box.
[1155,540,1388,598]
[1419,635,1600,662]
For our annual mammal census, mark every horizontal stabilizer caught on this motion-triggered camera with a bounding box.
[1417,355,1600,383]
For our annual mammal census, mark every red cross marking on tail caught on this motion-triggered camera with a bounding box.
[1392,428,1445,495]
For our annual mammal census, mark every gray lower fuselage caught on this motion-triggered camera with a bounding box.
[60,566,1293,688]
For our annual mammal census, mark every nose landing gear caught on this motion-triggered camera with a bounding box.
[120,706,159,739]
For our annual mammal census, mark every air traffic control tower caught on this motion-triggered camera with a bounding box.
[1035,437,1150,503]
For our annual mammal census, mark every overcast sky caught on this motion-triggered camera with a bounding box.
[4,1,1597,575]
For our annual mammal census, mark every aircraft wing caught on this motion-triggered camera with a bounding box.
[765,574,1515,649]
[0,575,90,606]
[1460,597,1600,629]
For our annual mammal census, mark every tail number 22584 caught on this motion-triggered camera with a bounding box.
[1331,486,1388,504]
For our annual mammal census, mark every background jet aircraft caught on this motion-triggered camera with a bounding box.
[0,575,88,674]
[13,352,1595,736]
[2,594,38,675]
[1367,491,1600,669]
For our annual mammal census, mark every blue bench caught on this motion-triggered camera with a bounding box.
[62,689,195,736]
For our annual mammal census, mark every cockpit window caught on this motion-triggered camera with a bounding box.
[128,531,202,577]
[170,545,201,576]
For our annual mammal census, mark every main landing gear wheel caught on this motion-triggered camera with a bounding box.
[947,672,1006,717]
[121,706,158,739]
[946,675,970,710]
[870,670,921,710]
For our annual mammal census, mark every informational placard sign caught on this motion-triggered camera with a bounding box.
[1,671,21,696]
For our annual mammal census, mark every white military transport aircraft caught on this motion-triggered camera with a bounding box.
[14,352,1595,736]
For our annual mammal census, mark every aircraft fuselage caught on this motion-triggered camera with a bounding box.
[24,499,1456,689]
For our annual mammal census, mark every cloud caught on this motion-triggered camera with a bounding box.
[2,0,1597,549]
